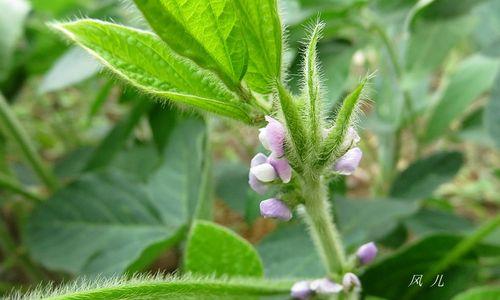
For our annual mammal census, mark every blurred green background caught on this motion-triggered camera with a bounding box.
[0,0,499,299]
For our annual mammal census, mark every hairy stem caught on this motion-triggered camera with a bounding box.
[302,176,346,278]
[0,93,58,191]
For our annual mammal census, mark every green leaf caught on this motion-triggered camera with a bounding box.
[146,116,210,222]
[484,71,500,148]
[335,197,419,248]
[361,234,478,300]
[425,55,500,142]
[0,0,30,81]
[234,0,282,93]
[389,151,464,200]
[184,221,264,277]
[39,47,101,93]
[215,161,252,214]
[453,286,500,300]
[52,19,252,123]
[24,275,293,300]
[405,16,474,80]
[133,0,248,88]
[473,0,500,57]
[26,116,209,275]
[258,223,325,278]
[404,208,473,236]
[148,104,178,152]
[25,171,186,275]
[84,96,152,171]
[414,0,487,20]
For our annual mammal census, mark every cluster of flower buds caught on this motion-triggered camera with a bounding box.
[249,116,293,220]
[290,242,377,299]
[290,273,359,299]
[249,117,364,221]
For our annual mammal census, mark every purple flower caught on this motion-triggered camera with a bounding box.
[310,278,343,294]
[248,153,292,194]
[259,116,286,157]
[356,242,378,265]
[259,198,292,221]
[333,147,362,175]
[290,280,312,299]
[342,272,361,291]
[341,127,361,151]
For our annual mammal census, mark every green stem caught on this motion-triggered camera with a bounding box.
[0,218,45,282]
[0,93,58,191]
[0,172,43,203]
[302,177,346,278]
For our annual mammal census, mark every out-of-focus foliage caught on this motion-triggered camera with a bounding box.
[0,0,498,299]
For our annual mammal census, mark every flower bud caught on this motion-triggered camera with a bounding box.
[310,278,343,294]
[342,272,361,291]
[333,147,362,175]
[250,163,277,182]
[259,198,292,221]
[259,116,286,157]
[290,280,312,299]
[356,242,378,265]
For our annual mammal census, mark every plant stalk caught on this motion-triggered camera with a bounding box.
[0,93,58,191]
[0,172,43,203]
[302,176,346,278]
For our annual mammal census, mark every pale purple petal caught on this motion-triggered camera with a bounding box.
[342,272,361,291]
[250,163,277,182]
[290,280,312,299]
[356,242,378,265]
[310,278,343,294]
[258,128,270,150]
[248,173,268,194]
[268,155,292,183]
[341,127,361,151]
[264,116,286,157]
[259,198,292,221]
[333,147,363,175]
[251,153,268,168]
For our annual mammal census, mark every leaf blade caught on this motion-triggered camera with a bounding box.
[52,19,251,123]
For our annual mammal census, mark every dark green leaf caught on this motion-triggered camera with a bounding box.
[84,97,152,171]
[390,151,464,200]
[335,197,419,248]
[258,223,325,278]
[25,171,186,275]
[361,235,478,300]
[404,208,473,236]
[184,221,264,277]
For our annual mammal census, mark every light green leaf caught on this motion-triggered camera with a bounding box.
[258,223,325,278]
[405,16,474,80]
[133,0,248,88]
[21,275,293,300]
[473,0,500,57]
[0,0,30,80]
[184,221,264,277]
[453,286,500,300]
[234,0,282,93]
[425,55,500,142]
[39,47,101,93]
[389,151,464,200]
[25,171,186,275]
[484,72,500,148]
[52,19,252,123]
